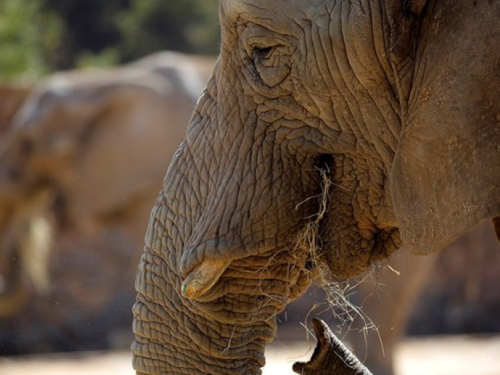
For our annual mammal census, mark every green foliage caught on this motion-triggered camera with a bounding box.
[115,0,220,62]
[0,0,63,82]
[44,0,130,69]
[75,48,121,70]
[0,0,220,80]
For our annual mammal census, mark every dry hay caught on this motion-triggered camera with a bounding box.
[292,165,384,355]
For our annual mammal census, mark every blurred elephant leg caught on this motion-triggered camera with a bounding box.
[0,247,27,318]
[349,252,437,375]
[19,214,52,295]
[0,201,53,317]
[492,217,500,242]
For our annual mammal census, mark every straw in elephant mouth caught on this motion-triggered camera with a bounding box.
[181,166,332,304]
[292,166,380,339]
[182,165,377,337]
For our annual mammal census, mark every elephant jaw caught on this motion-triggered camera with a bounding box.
[181,258,231,299]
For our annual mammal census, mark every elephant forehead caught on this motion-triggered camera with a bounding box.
[221,0,328,23]
[223,0,326,9]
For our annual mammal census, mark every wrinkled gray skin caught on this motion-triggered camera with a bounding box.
[133,0,500,373]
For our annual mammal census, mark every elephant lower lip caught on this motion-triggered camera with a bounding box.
[181,259,231,299]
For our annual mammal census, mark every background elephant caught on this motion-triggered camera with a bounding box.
[0,84,33,317]
[0,85,31,134]
[0,52,215,353]
[132,1,500,374]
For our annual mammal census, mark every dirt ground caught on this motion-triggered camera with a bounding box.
[0,335,499,375]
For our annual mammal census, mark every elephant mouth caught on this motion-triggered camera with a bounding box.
[182,258,231,299]
[180,241,315,325]
[180,166,333,306]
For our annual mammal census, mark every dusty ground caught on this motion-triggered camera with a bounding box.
[0,335,499,374]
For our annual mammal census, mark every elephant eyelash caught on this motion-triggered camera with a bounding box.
[252,46,274,60]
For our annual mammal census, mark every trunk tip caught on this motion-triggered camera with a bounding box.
[292,318,373,375]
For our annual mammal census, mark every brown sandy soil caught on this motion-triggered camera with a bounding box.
[0,335,499,375]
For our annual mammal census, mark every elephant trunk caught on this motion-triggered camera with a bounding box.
[132,74,318,373]
[293,319,373,375]
[132,183,313,373]
[133,246,270,374]
[132,193,309,374]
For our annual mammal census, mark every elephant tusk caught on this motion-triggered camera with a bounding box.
[181,259,230,299]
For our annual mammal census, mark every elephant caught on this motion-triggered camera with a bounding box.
[0,85,31,134]
[0,52,215,353]
[0,53,436,364]
[132,0,500,374]
[129,51,217,96]
[0,84,34,316]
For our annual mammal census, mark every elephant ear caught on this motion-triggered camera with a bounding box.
[390,0,500,255]
[391,124,500,255]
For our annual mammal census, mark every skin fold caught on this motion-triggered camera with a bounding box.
[133,0,500,373]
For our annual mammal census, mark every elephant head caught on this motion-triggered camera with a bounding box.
[132,0,500,373]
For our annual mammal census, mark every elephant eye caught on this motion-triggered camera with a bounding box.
[242,35,294,89]
[252,46,274,61]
